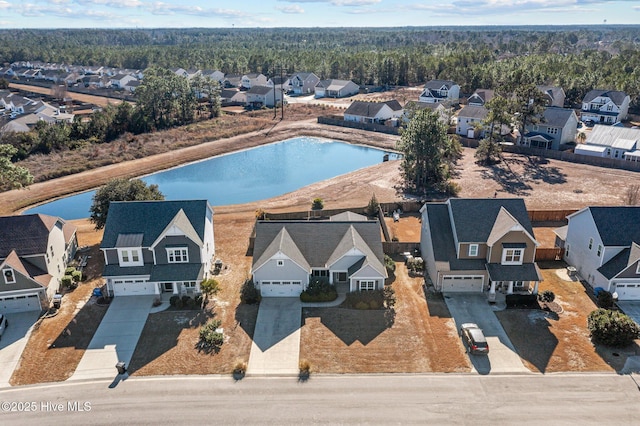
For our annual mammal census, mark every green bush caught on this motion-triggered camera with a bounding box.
[65,267,76,275]
[240,279,261,304]
[311,197,324,210]
[597,290,614,309]
[355,301,369,310]
[538,290,556,303]
[199,319,224,347]
[169,295,180,307]
[300,279,337,302]
[174,297,184,309]
[384,254,396,274]
[71,270,83,282]
[60,275,73,289]
[587,308,640,347]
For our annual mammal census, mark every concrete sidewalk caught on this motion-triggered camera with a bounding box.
[247,298,301,376]
[0,310,41,387]
[69,295,155,381]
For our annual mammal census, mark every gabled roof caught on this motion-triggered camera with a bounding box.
[425,79,457,90]
[330,212,368,221]
[598,248,631,280]
[449,198,534,244]
[468,89,494,104]
[316,79,355,90]
[457,105,488,120]
[486,207,536,247]
[252,219,385,274]
[539,107,576,128]
[0,214,69,258]
[0,250,51,287]
[100,200,210,248]
[247,85,273,95]
[537,85,565,103]
[583,89,629,106]
[586,206,640,247]
[344,100,402,117]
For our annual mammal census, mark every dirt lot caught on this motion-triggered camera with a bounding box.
[496,262,639,373]
[9,82,127,108]
[10,221,106,385]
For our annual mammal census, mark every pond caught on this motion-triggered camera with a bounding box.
[24,136,399,220]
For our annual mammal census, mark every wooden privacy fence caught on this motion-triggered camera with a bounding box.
[535,248,565,261]
[528,209,578,223]
[318,115,401,135]
[383,242,421,255]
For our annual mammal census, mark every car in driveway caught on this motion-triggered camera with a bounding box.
[460,323,489,355]
[0,314,8,340]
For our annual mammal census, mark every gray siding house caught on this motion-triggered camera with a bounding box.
[100,200,215,297]
[520,107,578,150]
[251,213,387,297]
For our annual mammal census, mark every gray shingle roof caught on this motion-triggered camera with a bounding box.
[541,107,576,127]
[247,85,273,95]
[486,263,541,281]
[597,248,630,280]
[449,198,533,244]
[0,214,61,258]
[589,206,640,247]
[425,79,456,90]
[458,105,488,120]
[100,200,209,248]
[583,89,629,106]
[344,100,402,117]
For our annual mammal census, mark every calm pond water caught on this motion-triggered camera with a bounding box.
[24,137,398,220]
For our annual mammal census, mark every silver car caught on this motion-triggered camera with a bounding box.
[460,323,489,355]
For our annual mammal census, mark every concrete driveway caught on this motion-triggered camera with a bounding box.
[70,295,155,381]
[444,294,530,375]
[0,310,40,387]
[248,298,301,376]
[617,301,640,326]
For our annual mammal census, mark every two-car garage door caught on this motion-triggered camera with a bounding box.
[260,281,303,297]
[0,294,41,314]
[614,283,640,301]
[112,279,155,296]
[441,275,484,292]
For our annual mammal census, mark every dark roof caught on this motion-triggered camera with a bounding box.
[524,132,554,141]
[344,100,402,117]
[252,220,384,270]
[486,263,541,281]
[149,263,204,281]
[100,200,210,248]
[0,214,61,257]
[425,79,456,90]
[589,207,640,246]
[247,85,273,95]
[541,107,576,128]
[583,89,629,106]
[458,105,488,120]
[449,198,533,243]
[597,248,630,280]
[103,263,152,278]
[468,89,494,104]
[425,204,486,271]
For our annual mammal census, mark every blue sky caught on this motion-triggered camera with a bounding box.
[0,0,638,29]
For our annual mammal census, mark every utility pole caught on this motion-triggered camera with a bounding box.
[272,65,286,121]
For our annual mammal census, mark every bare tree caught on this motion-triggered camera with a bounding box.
[623,184,640,205]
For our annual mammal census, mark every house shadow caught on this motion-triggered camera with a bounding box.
[495,308,559,373]
[125,309,212,374]
[234,302,259,342]
[424,291,453,319]
[596,342,640,374]
[303,307,393,346]
[47,297,109,351]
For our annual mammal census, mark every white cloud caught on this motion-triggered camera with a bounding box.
[76,0,144,7]
[278,0,381,5]
[0,0,10,8]
[276,4,305,13]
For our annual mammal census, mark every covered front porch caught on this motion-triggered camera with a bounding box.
[486,263,542,301]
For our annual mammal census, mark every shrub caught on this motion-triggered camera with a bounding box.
[182,295,191,306]
[185,297,196,309]
[300,278,337,302]
[364,194,379,217]
[60,275,73,289]
[384,255,396,274]
[311,197,324,210]
[241,279,261,304]
[71,270,83,282]
[444,181,461,196]
[587,309,640,347]
[200,278,220,297]
[597,290,614,309]
[355,301,369,310]
[538,290,556,303]
[407,257,424,273]
[233,360,247,377]
[299,359,311,379]
[174,297,184,309]
[169,295,180,307]
[199,319,224,348]
[65,267,76,275]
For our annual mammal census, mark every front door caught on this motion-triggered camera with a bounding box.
[162,282,174,293]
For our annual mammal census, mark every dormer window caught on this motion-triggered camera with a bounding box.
[3,268,16,284]
[167,247,189,263]
[502,248,523,265]
[118,248,143,267]
[468,244,479,257]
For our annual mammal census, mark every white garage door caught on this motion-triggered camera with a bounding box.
[442,275,484,292]
[614,284,640,301]
[260,281,303,297]
[0,294,41,314]
[112,279,154,296]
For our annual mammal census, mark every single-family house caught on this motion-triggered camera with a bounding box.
[520,107,578,150]
[241,73,268,90]
[467,89,494,107]
[344,100,403,124]
[560,206,640,300]
[220,88,246,106]
[456,105,488,138]
[125,80,141,93]
[419,80,460,104]
[201,70,225,83]
[0,214,78,313]
[403,101,451,125]
[251,213,387,297]
[100,200,215,297]
[537,85,566,108]
[573,125,640,161]
[289,72,320,95]
[222,74,242,88]
[245,85,283,108]
[420,198,542,297]
[314,79,359,98]
[110,74,137,89]
[581,89,630,125]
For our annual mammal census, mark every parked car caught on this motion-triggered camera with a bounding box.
[0,314,8,340]
[459,323,489,355]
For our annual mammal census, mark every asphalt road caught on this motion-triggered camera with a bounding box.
[1,374,639,425]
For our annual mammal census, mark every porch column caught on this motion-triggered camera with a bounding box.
[489,281,496,295]
[155,283,160,295]
[173,283,179,294]
[507,281,514,295]
[532,281,539,295]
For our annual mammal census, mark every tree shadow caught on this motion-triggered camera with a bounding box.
[478,154,568,195]
[514,155,567,185]
[234,302,259,343]
[479,162,532,196]
[303,307,393,346]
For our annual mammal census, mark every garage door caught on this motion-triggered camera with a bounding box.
[442,275,484,292]
[0,294,41,314]
[614,284,640,301]
[260,281,303,297]
[112,279,155,296]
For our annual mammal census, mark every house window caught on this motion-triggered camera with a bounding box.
[597,245,602,257]
[3,268,16,284]
[312,270,328,277]
[50,245,55,257]
[513,281,525,289]
[502,248,523,265]
[118,248,143,266]
[359,280,376,291]
[636,263,640,274]
[468,244,479,257]
[548,128,558,135]
[565,244,570,257]
[588,238,593,250]
[168,248,189,263]
[277,260,284,267]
